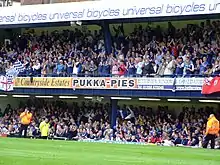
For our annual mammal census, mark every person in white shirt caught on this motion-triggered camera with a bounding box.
[136,57,144,76]
[164,57,175,76]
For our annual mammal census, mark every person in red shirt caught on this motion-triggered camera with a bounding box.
[118,61,127,76]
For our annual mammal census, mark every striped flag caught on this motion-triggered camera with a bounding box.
[5,61,25,88]
[13,61,25,73]
[6,67,19,79]
[6,61,25,78]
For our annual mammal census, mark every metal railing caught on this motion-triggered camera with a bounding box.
[0,71,218,78]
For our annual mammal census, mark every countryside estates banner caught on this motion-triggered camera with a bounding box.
[13,77,204,91]
[0,0,220,25]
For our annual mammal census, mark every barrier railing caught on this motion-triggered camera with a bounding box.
[0,72,217,78]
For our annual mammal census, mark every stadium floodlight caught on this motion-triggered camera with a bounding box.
[84,96,93,99]
[12,95,30,98]
[139,98,161,101]
[111,97,132,100]
[199,100,220,103]
[0,94,7,97]
[59,96,78,99]
[35,96,53,98]
[167,99,191,102]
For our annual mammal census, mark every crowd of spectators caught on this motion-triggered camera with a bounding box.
[1,20,220,77]
[0,100,219,148]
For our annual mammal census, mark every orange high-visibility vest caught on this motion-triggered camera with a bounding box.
[206,116,219,135]
[20,112,32,125]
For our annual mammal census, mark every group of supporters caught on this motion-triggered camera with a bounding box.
[0,100,219,149]
[1,20,220,77]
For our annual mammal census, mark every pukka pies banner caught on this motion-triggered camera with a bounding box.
[2,77,205,91]
[0,0,220,25]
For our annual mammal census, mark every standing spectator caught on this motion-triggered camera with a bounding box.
[127,58,136,77]
[112,62,119,76]
[66,58,73,76]
[19,108,32,138]
[203,114,219,149]
[73,59,80,76]
[33,60,41,76]
[175,57,184,77]
[157,58,166,77]
[142,58,154,76]
[102,60,110,77]
[39,118,50,139]
[56,60,65,77]
[118,61,126,77]
[200,57,208,76]
[164,57,175,77]
[136,57,144,76]
[183,57,194,77]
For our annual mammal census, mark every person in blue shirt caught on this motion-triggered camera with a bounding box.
[199,56,208,76]
[102,60,110,77]
[26,62,34,77]
[98,60,104,77]
[175,57,184,77]
[66,58,73,77]
[127,58,136,77]
[56,60,65,77]
[184,57,194,77]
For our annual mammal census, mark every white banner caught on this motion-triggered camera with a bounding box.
[0,0,220,25]
[0,76,13,91]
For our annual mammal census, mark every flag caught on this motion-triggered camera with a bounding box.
[201,77,220,94]
[6,67,19,79]
[0,75,13,91]
[13,61,25,73]
[6,61,25,78]
[2,61,25,92]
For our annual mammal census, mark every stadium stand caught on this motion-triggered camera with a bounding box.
[0,20,220,78]
[0,100,219,148]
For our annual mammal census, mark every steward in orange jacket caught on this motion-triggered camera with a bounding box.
[19,108,32,138]
[203,114,219,149]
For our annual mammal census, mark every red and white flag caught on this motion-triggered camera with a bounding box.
[0,76,14,91]
[202,77,220,94]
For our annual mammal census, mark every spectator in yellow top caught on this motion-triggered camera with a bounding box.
[39,118,50,139]
[203,114,219,149]
[19,107,32,138]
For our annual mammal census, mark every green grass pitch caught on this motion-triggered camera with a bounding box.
[0,138,219,165]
